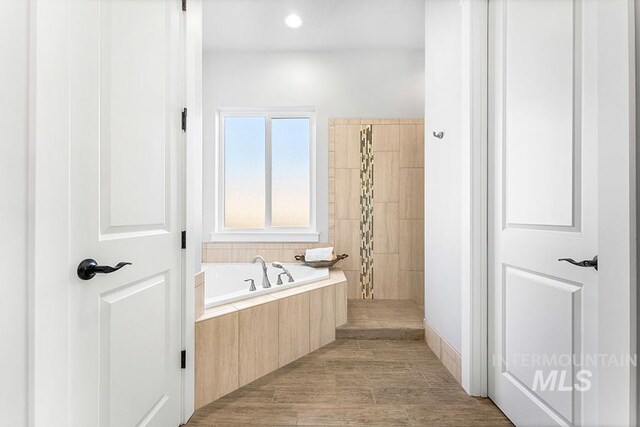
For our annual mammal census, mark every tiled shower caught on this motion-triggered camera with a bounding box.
[330,118,424,305]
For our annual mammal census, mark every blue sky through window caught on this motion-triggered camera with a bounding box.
[272,118,310,227]
[224,116,265,228]
[223,115,311,229]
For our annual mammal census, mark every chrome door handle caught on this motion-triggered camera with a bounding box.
[558,255,598,270]
[77,258,132,280]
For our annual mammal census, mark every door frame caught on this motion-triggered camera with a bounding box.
[183,0,203,422]
[461,0,637,424]
[460,0,489,398]
[27,0,195,424]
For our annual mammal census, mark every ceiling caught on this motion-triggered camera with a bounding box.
[203,0,425,51]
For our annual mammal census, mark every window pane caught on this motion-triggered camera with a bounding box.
[271,118,310,227]
[224,116,265,228]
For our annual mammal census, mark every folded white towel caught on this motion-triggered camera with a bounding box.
[305,247,334,262]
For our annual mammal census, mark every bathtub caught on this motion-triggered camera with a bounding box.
[202,262,330,309]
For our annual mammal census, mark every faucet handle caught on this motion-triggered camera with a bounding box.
[244,278,256,292]
[277,272,288,286]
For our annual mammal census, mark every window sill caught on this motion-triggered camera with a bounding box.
[209,231,320,243]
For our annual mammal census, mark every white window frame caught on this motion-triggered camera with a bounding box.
[211,107,319,242]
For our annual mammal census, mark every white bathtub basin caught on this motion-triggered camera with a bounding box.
[202,262,330,309]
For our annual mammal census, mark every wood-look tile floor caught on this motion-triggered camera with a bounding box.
[336,300,425,340]
[186,339,512,426]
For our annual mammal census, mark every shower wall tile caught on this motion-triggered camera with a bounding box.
[328,151,335,177]
[398,271,424,304]
[330,119,424,305]
[334,125,361,169]
[329,137,336,246]
[373,152,399,202]
[342,270,361,299]
[335,168,361,220]
[399,168,424,220]
[335,220,360,271]
[333,118,362,125]
[372,125,400,152]
[412,271,424,306]
[397,271,415,300]
[373,254,400,299]
[373,202,399,254]
[400,124,425,167]
[328,179,335,203]
[399,220,424,271]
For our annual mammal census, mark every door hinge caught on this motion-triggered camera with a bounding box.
[181,108,187,132]
[181,350,186,369]
[182,0,187,12]
[181,230,186,249]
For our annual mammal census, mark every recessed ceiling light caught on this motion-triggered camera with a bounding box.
[285,13,303,29]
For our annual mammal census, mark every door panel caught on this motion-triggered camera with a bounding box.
[100,274,170,426]
[489,0,597,426]
[69,0,183,426]
[100,0,172,234]
[503,0,579,229]
[502,266,581,422]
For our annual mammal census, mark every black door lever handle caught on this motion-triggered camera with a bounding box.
[558,255,598,270]
[77,259,132,280]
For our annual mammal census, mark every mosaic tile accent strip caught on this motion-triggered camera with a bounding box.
[359,125,374,299]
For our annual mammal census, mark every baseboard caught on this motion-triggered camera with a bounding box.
[423,319,462,384]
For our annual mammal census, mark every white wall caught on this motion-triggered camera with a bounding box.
[424,0,462,353]
[0,0,29,424]
[202,49,425,241]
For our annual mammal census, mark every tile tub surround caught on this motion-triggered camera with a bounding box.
[424,319,462,384]
[330,118,425,304]
[202,242,334,264]
[195,271,347,409]
[195,271,205,320]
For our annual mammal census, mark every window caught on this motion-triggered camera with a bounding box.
[212,108,318,242]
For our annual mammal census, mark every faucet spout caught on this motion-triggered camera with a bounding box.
[250,256,271,288]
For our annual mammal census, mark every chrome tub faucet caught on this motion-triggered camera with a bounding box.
[250,255,271,288]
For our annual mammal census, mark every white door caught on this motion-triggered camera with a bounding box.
[68,1,184,426]
[489,0,634,426]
